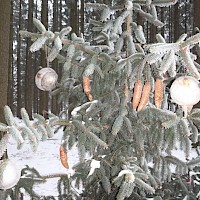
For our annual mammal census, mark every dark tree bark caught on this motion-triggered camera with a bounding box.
[8,0,14,111]
[25,0,34,117]
[137,14,143,26]
[51,0,59,114]
[193,0,200,108]
[33,0,40,113]
[16,0,23,117]
[173,2,179,41]
[194,0,200,29]
[53,0,59,41]
[80,0,85,34]
[0,0,11,123]
[150,24,156,43]
[160,7,165,37]
[70,0,78,35]
[59,0,62,30]
[0,3,11,197]
[39,0,49,115]
[168,7,172,42]
[193,0,200,62]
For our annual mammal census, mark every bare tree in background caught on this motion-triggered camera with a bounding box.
[194,0,200,30]
[0,0,11,129]
[194,0,200,108]
[194,0,200,62]
[39,0,49,115]
[0,0,11,198]
[25,0,34,117]
[16,0,23,117]
[70,0,78,35]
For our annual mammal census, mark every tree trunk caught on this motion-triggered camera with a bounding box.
[169,7,172,42]
[39,0,49,115]
[194,0,200,62]
[33,0,39,113]
[59,0,62,30]
[80,0,84,34]
[70,0,78,35]
[173,2,179,41]
[150,24,156,43]
[193,0,200,108]
[8,0,14,112]
[160,7,165,37]
[25,0,34,117]
[51,0,59,115]
[194,0,200,29]
[0,0,10,124]
[16,0,23,117]
[0,3,11,198]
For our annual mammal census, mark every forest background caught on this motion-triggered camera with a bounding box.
[0,0,200,120]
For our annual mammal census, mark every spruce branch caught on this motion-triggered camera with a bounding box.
[132,0,178,7]
[0,133,9,159]
[33,18,46,33]
[62,38,96,56]
[20,24,116,65]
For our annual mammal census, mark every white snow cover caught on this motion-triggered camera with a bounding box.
[8,126,79,198]
[7,118,200,199]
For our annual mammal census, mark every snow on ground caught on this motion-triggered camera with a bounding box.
[8,128,79,198]
[7,119,200,199]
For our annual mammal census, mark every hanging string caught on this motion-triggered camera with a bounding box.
[44,44,50,68]
[43,44,52,112]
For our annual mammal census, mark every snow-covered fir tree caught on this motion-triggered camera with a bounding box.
[1,0,200,199]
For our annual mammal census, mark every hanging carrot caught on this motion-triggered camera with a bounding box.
[132,79,143,109]
[83,75,93,101]
[137,81,151,112]
[60,144,69,169]
[154,78,163,109]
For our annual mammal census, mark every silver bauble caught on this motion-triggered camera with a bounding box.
[0,159,21,190]
[170,76,200,106]
[35,67,58,91]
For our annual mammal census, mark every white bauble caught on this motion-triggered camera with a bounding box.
[170,76,200,106]
[35,67,58,91]
[0,159,21,190]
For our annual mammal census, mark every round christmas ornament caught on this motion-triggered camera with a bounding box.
[170,76,200,116]
[35,67,58,91]
[0,159,21,190]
